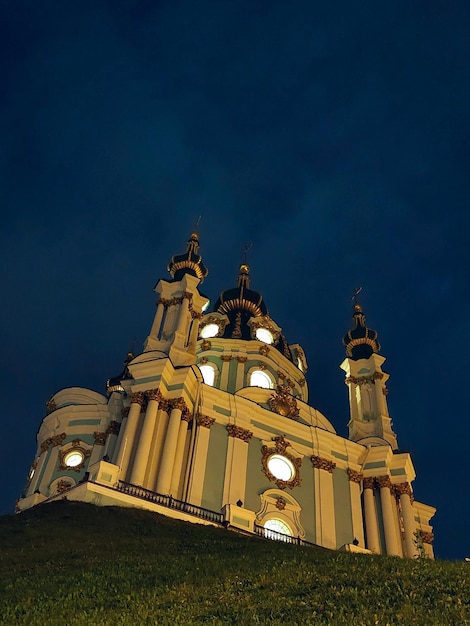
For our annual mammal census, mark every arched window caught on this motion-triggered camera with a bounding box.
[249,370,273,389]
[199,364,216,386]
[264,518,292,539]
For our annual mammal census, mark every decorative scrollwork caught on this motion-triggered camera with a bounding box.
[261,435,302,490]
[93,431,108,446]
[347,468,363,483]
[196,414,215,429]
[269,386,300,420]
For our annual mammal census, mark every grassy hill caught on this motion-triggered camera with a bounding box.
[0,501,468,625]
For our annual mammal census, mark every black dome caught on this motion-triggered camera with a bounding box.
[168,232,208,282]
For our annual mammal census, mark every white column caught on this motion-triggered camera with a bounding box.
[312,456,336,550]
[397,483,418,558]
[28,448,49,495]
[149,300,166,339]
[377,475,401,556]
[156,398,186,494]
[347,470,365,547]
[177,295,190,334]
[114,392,145,482]
[129,390,161,486]
[363,478,381,553]
[149,401,170,491]
[186,414,214,505]
[188,313,202,351]
[235,357,247,390]
[223,425,252,505]
[170,411,192,497]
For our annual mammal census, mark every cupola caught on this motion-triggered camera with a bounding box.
[167,232,208,282]
[343,304,380,360]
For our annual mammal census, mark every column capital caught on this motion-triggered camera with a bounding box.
[158,398,170,413]
[170,397,187,412]
[129,391,146,406]
[394,481,412,496]
[196,413,215,429]
[106,421,121,436]
[311,455,336,473]
[181,409,192,423]
[93,431,108,446]
[419,530,435,544]
[146,388,163,402]
[363,477,375,490]
[376,475,392,490]
[227,424,253,443]
[347,468,363,483]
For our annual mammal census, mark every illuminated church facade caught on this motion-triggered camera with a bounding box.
[18,233,435,558]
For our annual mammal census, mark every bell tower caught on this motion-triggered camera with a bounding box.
[340,302,398,449]
[144,232,209,366]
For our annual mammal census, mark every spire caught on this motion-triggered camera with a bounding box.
[343,299,380,360]
[167,232,208,283]
[237,263,251,289]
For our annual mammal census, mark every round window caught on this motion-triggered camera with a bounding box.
[200,323,219,339]
[256,328,274,344]
[64,450,85,468]
[267,454,295,481]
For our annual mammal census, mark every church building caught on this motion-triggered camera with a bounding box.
[18,233,435,558]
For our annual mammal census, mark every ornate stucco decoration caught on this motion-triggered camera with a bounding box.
[347,468,363,483]
[269,386,300,420]
[261,436,302,490]
[376,475,393,490]
[259,344,270,356]
[196,413,215,429]
[418,530,435,544]
[40,432,66,454]
[158,398,170,413]
[106,421,121,436]
[221,354,233,362]
[146,389,163,403]
[394,481,414,503]
[363,477,375,490]
[201,339,212,351]
[170,397,187,412]
[129,391,146,406]
[199,313,229,338]
[45,398,57,415]
[56,479,73,494]
[275,496,287,511]
[311,455,336,473]
[227,424,253,443]
[93,431,108,446]
[345,372,384,386]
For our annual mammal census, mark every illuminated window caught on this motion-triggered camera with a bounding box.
[202,300,210,312]
[199,364,216,386]
[264,518,292,538]
[267,454,295,481]
[200,323,219,339]
[250,370,273,389]
[256,328,274,344]
[64,450,85,468]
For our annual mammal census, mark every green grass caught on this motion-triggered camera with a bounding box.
[0,501,468,625]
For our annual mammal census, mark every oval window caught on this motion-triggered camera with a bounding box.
[64,450,85,468]
[256,328,274,344]
[267,454,295,481]
[200,323,219,339]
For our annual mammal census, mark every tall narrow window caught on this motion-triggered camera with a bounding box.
[199,364,216,386]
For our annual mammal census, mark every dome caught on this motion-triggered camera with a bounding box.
[343,304,380,360]
[168,232,208,282]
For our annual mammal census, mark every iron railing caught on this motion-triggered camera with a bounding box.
[116,481,225,525]
[254,524,317,548]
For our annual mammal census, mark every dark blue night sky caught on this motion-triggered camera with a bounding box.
[1,2,469,560]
